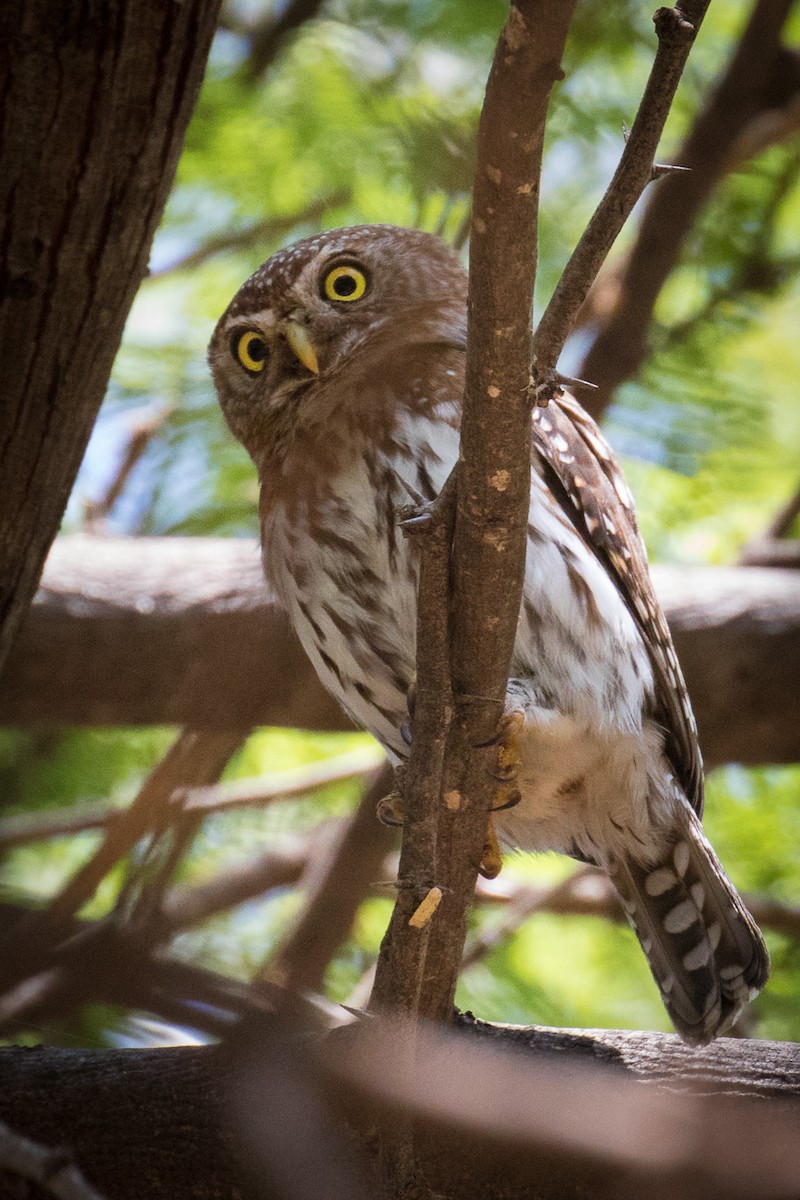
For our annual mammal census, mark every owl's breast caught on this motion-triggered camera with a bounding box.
[261,447,427,757]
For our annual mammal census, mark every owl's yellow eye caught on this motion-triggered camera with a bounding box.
[232,329,269,374]
[322,263,368,303]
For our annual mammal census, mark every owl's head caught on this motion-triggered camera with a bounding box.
[208,224,466,462]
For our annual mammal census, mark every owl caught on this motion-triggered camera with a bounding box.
[209,224,769,1043]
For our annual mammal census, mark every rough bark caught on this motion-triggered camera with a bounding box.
[0,0,222,674]
[1,537,797,769]
[0,1026,799,1200]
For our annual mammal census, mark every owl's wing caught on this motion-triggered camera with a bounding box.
[531,392,704,816]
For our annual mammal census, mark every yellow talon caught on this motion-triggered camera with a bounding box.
[377,790,405,827]
[480,818,504,879]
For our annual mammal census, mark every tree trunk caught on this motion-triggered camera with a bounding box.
[0,0,221,673]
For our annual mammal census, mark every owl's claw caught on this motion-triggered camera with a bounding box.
[483,709,525,879]
[480,819,504,880]
[397,497,436,537]
[376,781,511,882]
[491,787,522,813]
[399,676,416,746]
[379,708,523,876]
[377,789,406,827]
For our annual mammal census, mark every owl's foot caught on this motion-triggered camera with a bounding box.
[400,676,416,747]
[377,785,503,880]
[375,760,511,881]
[377,763,407,827]
[376,788,406,828]
[477,709,525,880]
[481,708,524,811]
[479,819,503,880]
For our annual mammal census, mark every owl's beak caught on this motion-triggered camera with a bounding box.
[284,319,319,375]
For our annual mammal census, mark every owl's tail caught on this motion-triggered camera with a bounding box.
[610,804,770,1044]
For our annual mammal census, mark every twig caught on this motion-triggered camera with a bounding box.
[739,480,800,569]
[0,803,122,850]
[241,0,326,83]
[762,480,800,541]
[0,745,381,850]
[0,730,246,1009]
[369,471,456,1197]
[0,900,289,1037]
[532,0,711,382]
[181,744,383,813]
[161,841,311,932]
[258,764,395,992]
[369,472,456,1018]
[0,1119,108,1200]
[118,810,205,934]
[578,0,798,418]
[83,406,171,532]
[460,867,591,972]
[43,730,246,925]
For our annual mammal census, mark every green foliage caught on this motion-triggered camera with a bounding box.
[5,0,799,1047]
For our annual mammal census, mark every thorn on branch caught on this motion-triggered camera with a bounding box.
[527,368,598,407]
[651,162,692,180]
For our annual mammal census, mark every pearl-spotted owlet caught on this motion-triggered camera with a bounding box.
[209,224,769,1043]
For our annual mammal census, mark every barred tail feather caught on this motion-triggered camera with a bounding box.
[611,805,770,1044]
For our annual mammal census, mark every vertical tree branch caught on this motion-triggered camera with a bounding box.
[370,0,578,1027]
[370,5,576,1194]
[422,0,577,1025]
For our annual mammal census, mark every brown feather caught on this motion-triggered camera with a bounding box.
[531,393,704,814]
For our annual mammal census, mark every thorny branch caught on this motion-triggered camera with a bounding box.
[578,0,800,417]
[532,0,711,386]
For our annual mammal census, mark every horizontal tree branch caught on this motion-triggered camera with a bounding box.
[1,1022,799,1200]
[1,537,797,767]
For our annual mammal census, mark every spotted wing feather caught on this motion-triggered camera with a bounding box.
[531,393,703,815]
